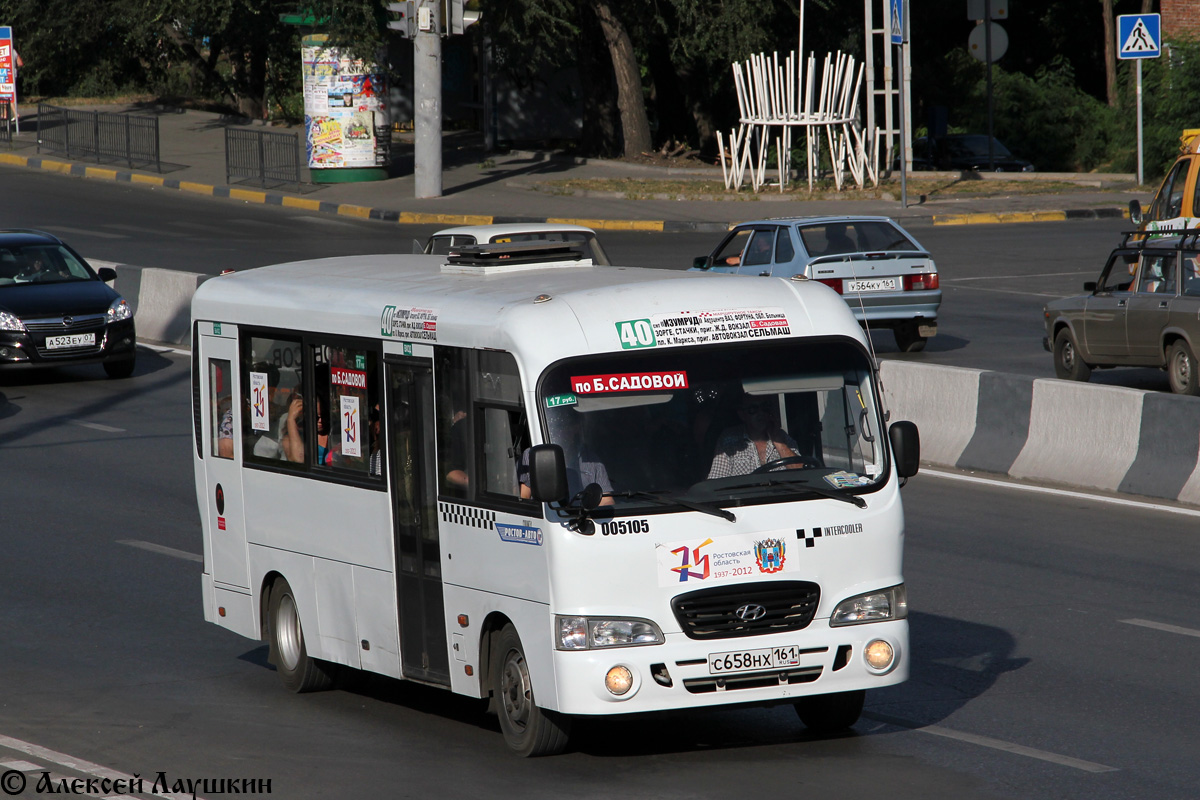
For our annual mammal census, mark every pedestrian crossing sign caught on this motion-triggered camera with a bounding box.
[890,0,904,45]
[1117,14,1160,60]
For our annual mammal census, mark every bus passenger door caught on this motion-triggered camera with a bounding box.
[199,328,250,590]
[387,359,451,685]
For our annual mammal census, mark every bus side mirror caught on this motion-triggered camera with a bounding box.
[528,444,568,503]
[889,421,920,479]
[1129,199,1143,227]
[693,256,711,270]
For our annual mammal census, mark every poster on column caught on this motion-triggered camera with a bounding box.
[0,27,17,113]
[301,43,390,169]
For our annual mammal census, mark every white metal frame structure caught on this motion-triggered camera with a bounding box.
[719,49,882,193]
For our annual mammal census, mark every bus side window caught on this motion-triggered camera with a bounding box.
[477,350,528,498]
[210,359,234,460]
[437,348,472,497]
[241,335,304,467]
[312,344,378,475]
[482,407,528,497]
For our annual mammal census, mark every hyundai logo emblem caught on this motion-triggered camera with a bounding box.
[734,603,767,621]
[62,315,74,328]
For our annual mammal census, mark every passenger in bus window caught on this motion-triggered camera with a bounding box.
[369,403,382,477]
[314,392,334,466]
[281,391,306,463]
[217,395,234,459]
[519,411,614,505]
[444,409,470,489]
[706,393,800,478]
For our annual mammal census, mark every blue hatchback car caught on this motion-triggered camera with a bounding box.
[691,216,941,352]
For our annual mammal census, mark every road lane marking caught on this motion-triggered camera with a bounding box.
[44,225,128,239]
[0,733,203,799]
[69,420,125,433]
[864,713,1118,773]
[0,760,41,770]
[1120,618,1200,639]
[937,284,1064,298]
[922,469,1200,519]
[118,539,203,563]
[942,271,1094,282]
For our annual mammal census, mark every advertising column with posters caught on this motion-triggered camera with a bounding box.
[0,27,17,123]
[301,35,390,183]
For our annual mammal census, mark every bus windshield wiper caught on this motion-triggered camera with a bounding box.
[608,490,736,522]
[719,476,866,508]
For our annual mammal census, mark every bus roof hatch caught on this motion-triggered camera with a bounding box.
[441,240,593,274]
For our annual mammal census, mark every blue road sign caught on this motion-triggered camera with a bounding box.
[1117,14,1160,60]
[890,0,904,45]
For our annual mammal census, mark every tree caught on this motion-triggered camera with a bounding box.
[587,0,650,157]
[1102,0,1117,107]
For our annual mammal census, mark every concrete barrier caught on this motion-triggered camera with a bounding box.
[102,259,1200,508]
[881,360,1200,506]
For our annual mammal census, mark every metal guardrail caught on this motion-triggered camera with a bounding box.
[224,127,302,191]
[36,103,162,171]
[0,100,12,146]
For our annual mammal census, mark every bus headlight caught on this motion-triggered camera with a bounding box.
[555,616,664,650]
[605,665,634,695]
[829,584,907,627]
[864,639,895,671]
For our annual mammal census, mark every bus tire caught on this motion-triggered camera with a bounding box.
[267,579,333,693]
[492,624,571,757]
[794,689,865,735]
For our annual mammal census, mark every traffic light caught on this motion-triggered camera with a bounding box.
[444,0,481,35]
[386,1,416,38]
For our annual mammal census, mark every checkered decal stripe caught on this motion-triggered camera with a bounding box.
[439,502,496,530]
[796,528,823,548]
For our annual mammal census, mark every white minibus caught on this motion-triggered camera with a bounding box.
[191,240,920,756]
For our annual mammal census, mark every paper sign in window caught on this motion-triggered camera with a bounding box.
[250,372,270,432]
[340,395,362,458]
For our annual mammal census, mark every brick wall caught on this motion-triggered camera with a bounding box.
[1164,0,1200,41]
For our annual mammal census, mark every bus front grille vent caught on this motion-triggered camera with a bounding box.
[670,580,821,640]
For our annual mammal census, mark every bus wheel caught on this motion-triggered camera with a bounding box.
[794,689,865,735]
[492,624,571,757]
[267,579,333,693]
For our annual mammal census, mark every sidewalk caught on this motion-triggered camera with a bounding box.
[0,103,1151,230]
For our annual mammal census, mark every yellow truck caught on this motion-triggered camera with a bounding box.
[1130,129,1200,232]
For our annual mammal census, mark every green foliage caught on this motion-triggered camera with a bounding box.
[1124,39,1200,181]
[479,0,580,86]
[944,51,1121,172]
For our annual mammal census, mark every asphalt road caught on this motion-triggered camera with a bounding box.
[1,168,1198,798]
[1,164,1170,391]
[1,354,1198,798]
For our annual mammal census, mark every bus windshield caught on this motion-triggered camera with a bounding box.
[536,338,886,512]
